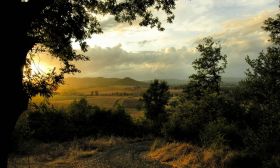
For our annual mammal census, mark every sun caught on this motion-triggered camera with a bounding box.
[30,61,52,75]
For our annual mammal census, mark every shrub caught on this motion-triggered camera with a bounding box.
[27,103,71,141]
[224,152,262,168]
[14,99,140,142]
[200,118,242,148]
[162,112,201,141]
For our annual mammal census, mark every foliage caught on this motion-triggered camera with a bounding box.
[142,80,171,129]
[163,93,243,144]
[184,37,227,100]
[27,102,71,141]
[239,11,280,163]
[162,105,202,141]
[13,98,140,142]
[224,151,262,168]
[263,13,280,45]
[200,118,241,149]
[20,0,176,98]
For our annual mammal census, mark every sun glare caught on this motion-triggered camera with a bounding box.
[30,62,52,75]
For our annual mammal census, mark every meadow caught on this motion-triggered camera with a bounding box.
[32,80,183,119]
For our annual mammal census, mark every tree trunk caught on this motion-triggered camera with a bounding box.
[0,44,30,168]
[1,3,31,166]
[1,1,52,167]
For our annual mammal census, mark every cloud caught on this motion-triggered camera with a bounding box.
[70,9,278,80]
[137,40,155,47]
[67,1,279,80]
[212,10,278,77]
[100,16,138,33]
[73,45,195,80]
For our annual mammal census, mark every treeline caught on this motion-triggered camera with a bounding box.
[13,99,146,143]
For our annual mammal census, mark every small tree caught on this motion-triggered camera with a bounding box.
[143,80,171,128]
[184,37,227,99]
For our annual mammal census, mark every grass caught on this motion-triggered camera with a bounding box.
[32,94,144,119]
[31,85,181,120]
[146,140,238,168]
[8,136,129,168]
[9,137,240,168]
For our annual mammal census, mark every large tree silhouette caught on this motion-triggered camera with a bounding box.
[1,0,176,167]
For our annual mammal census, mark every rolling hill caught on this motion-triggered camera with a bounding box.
[62,77,147,89]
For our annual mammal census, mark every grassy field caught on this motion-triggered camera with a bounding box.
[31,85,182,119]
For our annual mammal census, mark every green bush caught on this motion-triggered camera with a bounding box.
[13,98,141,143]
[68,100,137,137]
[200,118,242,148]
[224,152,262,168]
[163,93,243,144]
[162,109,202,141]
[28,103,71,141]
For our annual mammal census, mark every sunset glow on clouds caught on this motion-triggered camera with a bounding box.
[50,0,279,80]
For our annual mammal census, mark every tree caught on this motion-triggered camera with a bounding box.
[143,80,171,129]
[240,12,280,162]
[1,1,176,167]
[184,37,227,99]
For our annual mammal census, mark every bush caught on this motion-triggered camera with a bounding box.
[224,152,262,168]
[162,109,202,141]
[28,103,71,141]
[163,93,243,144]
[68,101,137,137]
[200,118,242,148]
[13,98,142,143]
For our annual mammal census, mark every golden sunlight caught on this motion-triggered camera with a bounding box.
[30,61,52,75]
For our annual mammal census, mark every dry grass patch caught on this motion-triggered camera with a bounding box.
[8,136,128,168]
[146,140,238,168]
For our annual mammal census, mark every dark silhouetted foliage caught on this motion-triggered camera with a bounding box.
[143,80,171,130]
[238,11,280,166]
[14,99,139,143]
[183,37,227,100]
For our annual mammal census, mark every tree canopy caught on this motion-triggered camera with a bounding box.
[19,0,176,98]
[242,12,280,109]
[184,37,227,99]
[143,80,170,126]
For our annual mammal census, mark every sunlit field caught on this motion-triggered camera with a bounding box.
[31,83,182,119]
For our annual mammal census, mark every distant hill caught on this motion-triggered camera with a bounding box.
[222,77,243,84]
[144,79,187,86]
[144,77,243,86]
[63,77,147,89]
[62,77,243,89]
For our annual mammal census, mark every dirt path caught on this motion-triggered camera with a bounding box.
[9,140,171,168]
[72,141,170,168]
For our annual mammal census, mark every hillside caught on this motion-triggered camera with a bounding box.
[144,77,242,86]
[62,77,147,89]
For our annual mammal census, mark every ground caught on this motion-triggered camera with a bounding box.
[8,137,171,168]
[9,137,236,168]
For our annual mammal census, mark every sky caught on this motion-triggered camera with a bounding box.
[37,0,279,81]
